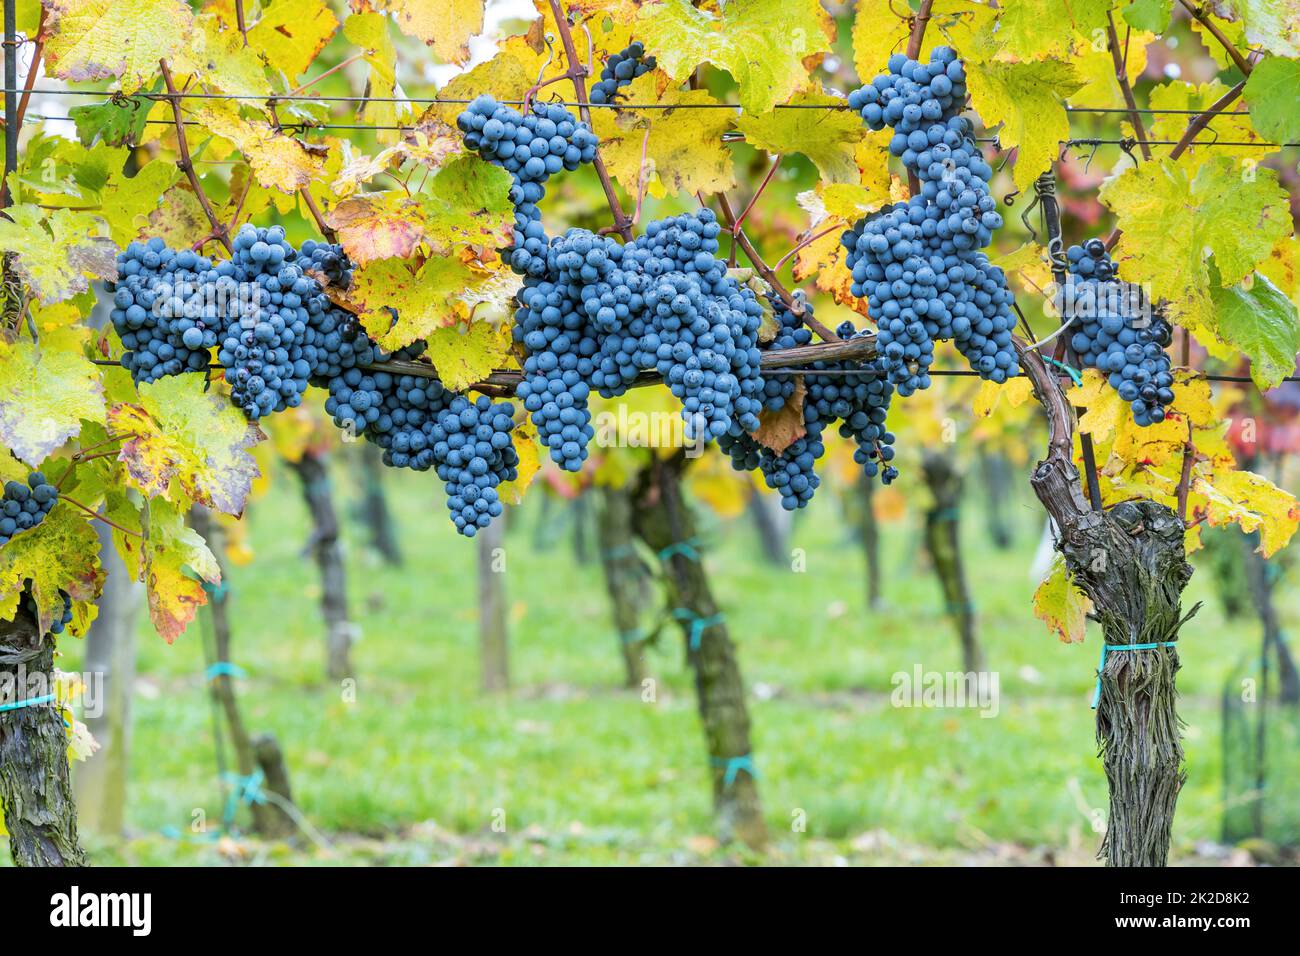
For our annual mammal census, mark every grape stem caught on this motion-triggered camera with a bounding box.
[732,155,782,238]
[772,223,843,273]
[1177,0,1254,76]
[546,0,634,242]
[1106,12,1151,162]
[903,0,935,195]
[159,59,233,254]
[59,494,142,538]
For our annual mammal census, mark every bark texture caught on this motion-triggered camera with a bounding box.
[857,474,884,611]
[596,486,652,687]
[921,450,983,672]
[291,451,354,682]
[0,606,85,866]
[357,442,403,566]
[1021,345,1194,867]
[632,454,765,850]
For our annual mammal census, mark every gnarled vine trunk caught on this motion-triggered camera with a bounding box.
[356,442,403,566]
[921,450,982,673]
[596,486,651,688]
[1023,347,1194,867]
[0,606,85,866]
[631,454,766,850]
[291,451,354,682]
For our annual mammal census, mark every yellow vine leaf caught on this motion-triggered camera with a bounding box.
[43,0,193,93]
[497,419,541,506]
[637,0,834,115]
[966,58,1084,194]
[426,321,515,392]
[1033,554,1093,644]
[247,0,340,80]
[973,377,1035,418]
[374,0,485,65]
[108,376,264,517]
[0,506,105,638]
[194,107,324,194]
[327,192,431,266]
[993,0,1113,60]
[851,0,996,85]
[138,496,220,643]
[0,206,117,304]
[350,256,480,351]
[421,31,554,128]
[0,339,106,467]
[1191,468,1300,558]
[591,72,737,200]
[1101,155,1293,352]
[735,89,867,184]
[332,127,462,199]
[173,13,271,98]
[1071,30,1153,108]
[343,11,413,146]
[1149,80,1275,173]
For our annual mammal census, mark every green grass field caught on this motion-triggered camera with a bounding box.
[3,455,1288,866]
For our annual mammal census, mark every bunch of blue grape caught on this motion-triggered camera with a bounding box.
[0,472,57,547]
[589,42,656,105]
[842,48,1018,396]
[457,95,599,277]
[760,294,814,412]
[430,395,519,538]
[508,210,765,470]
[1064,238,1174,426]
[110,239,221,382]
[806,321,898,484]
[216,224,333,420]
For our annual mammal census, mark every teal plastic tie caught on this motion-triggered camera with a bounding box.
[201,579,230,602]
[602,544,637,562]
[710,754,758,789]
[0,693,55,715]
[205,661,247,681]
[1091,641,1178,709]
[932,507,961,523]
[659,538,701,563]
[1046,357,1083,387]
[672,607,724,651]
[221,769,267,826]
[944,599,977,615]
[618,626,648,646]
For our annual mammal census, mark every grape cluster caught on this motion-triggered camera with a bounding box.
[718,313,897,511]
[589,42,656,105]
[0,472,57,547]
[509,210,765,470]
[760,294,813,412]
[457,95,599,277]
[111,239,220,382]
[1064,239,1174,425]
[842,48,1018,395]
[431,395,519,537]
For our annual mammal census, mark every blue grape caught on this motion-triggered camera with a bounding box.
[842,47,1018,394]
[0,471,58,548]
[589,42,656,105]
[1062,240,1173,426]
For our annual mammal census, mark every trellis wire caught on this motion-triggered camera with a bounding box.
[0,87,1278,118]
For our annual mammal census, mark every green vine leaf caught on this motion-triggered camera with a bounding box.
[637,0,834,115]
[0,339,106,467]
[0,205,117,303]
[1122,0,1174,32]
[1244,55,1300,146]
[1209,267,1300,390]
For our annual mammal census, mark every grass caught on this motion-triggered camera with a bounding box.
[3,452,1291,866]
